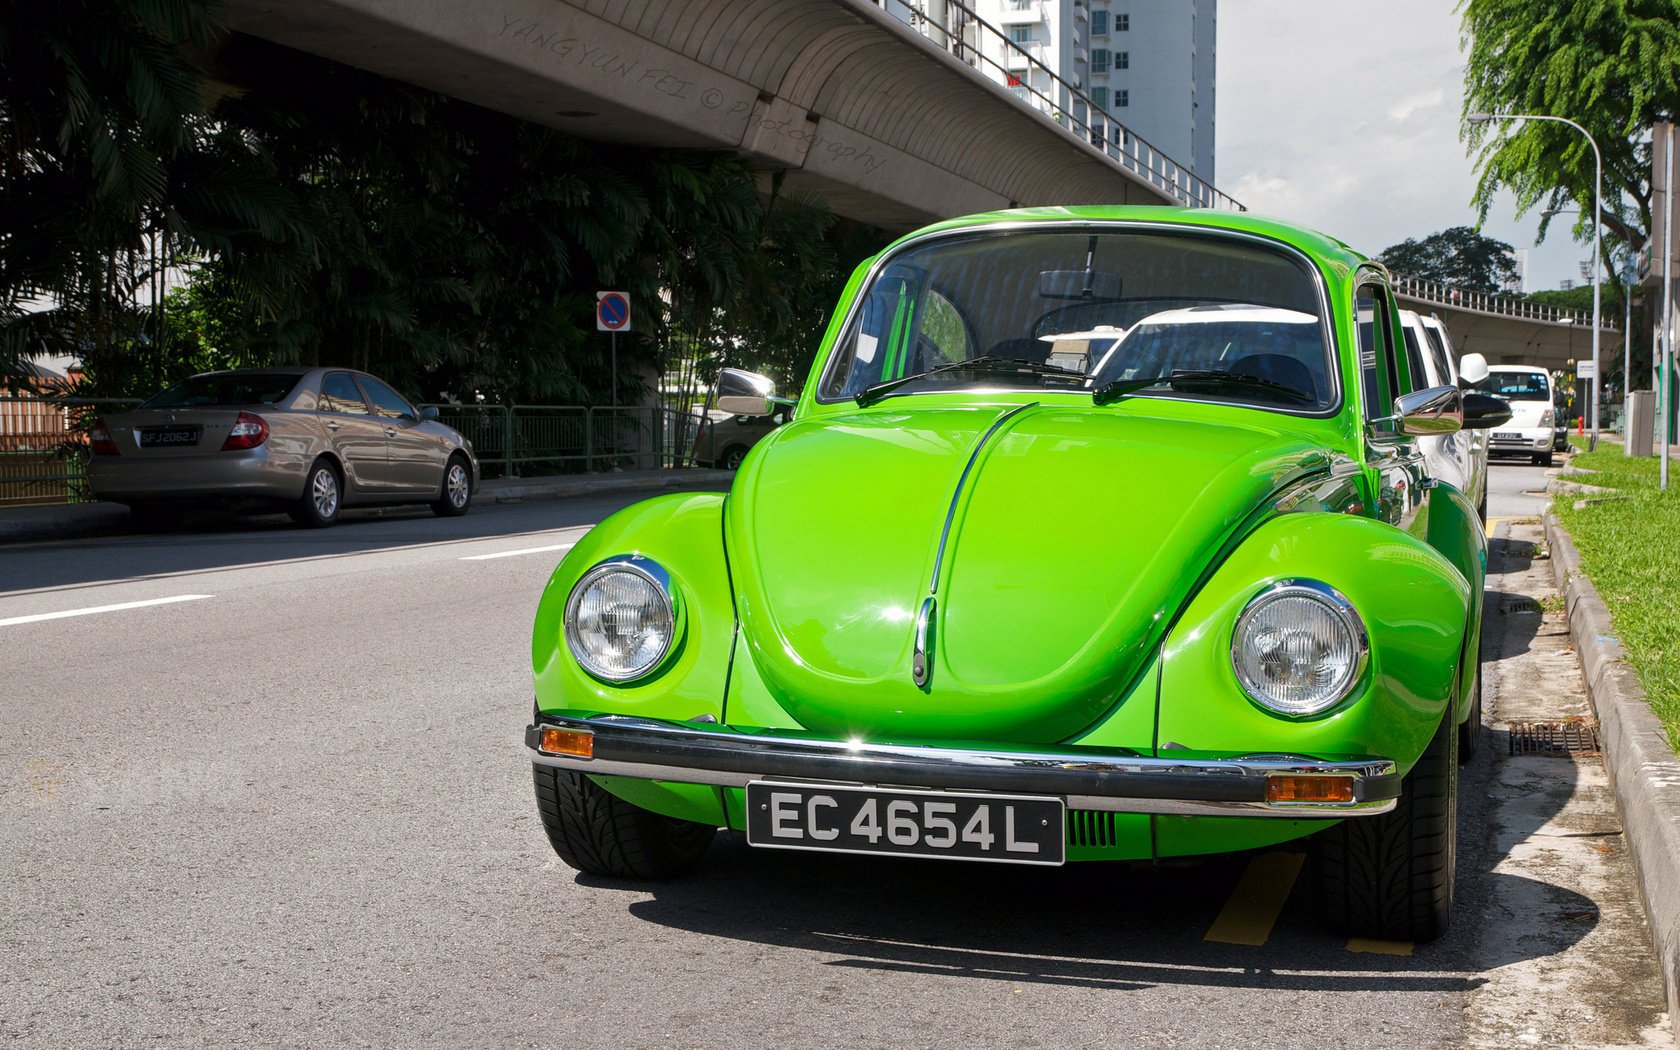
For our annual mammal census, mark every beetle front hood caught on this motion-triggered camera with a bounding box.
[724,403,1328,743]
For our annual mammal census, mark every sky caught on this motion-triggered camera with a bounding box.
[1216,0,1595,293]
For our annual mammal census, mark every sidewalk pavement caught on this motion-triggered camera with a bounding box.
[0,467,737,545]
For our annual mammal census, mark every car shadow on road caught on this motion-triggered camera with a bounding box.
[593,825,1594,994]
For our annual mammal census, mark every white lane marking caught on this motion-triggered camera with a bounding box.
[0,594,214,628]
[460,543,576,562]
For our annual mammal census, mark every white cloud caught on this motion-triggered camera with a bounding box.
[1216,0,1594,290]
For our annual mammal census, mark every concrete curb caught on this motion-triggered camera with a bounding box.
[1543,511,1680,1040]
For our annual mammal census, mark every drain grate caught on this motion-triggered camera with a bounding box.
[1508,720,1602,757]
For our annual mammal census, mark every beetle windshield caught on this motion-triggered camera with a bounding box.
[142,373,303,408]
[820,228,1334,411]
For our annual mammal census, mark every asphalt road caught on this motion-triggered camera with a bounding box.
[1,464,1671,1049]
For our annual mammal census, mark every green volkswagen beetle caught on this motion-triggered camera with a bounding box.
[523,207,1512,942]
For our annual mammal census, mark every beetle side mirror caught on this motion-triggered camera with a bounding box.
[718,395,770,416]
[1393,385,1463,436]
[420,406,440,422]
[1460,392,1514,430]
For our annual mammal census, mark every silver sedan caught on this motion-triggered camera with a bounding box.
[88,367,478,527]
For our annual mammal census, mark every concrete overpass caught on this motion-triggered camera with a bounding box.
[218,0,1233,233]
[1395,278,1623,376]
[216,0,1616,373]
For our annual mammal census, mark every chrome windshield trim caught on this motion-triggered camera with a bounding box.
[814,219,1343,419]
[524,714,1399,818]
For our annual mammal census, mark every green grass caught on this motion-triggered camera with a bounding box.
[1553,441,1680,749]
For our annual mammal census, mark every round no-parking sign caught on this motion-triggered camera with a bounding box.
[596,291,631,332]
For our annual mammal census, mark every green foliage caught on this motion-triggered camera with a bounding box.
[1,9,890,406]
[1377,226,1521,292]
[1460,0,1680,264]
[1554,443,1680,747]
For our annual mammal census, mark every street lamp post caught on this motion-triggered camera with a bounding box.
[1469,112,1603,451]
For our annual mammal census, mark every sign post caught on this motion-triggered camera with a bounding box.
[596,291,632,447]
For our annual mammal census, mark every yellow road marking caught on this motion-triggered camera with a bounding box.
[1203,852,1304,946]
[1346,937,1414,956]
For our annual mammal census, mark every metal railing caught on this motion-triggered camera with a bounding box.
[1393,276,1618,331]
[0,398,141,506]
[421,404,703,479]
[880,0,1241,211]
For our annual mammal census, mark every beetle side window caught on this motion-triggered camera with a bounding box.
[1356,286,1401,423]
[320,372,371,415]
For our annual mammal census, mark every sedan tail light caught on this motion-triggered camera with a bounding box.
[89,419,119,456]
[222,412,269,451]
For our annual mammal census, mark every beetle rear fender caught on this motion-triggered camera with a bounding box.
[531,492,734,725]
[1158,512,1472,777]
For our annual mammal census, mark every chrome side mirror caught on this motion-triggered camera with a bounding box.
[1393,385,1463,435]
[717,395,770,416]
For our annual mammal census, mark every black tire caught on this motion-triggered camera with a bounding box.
[289,458,342,528]
[1541,452,1555,467]
[1316,708,1457,941]
[1458,663,1482,762]
[533,766,715,878]
[721,445,748,471]
[431,454,472,517]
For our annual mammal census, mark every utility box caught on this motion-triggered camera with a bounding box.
[1628,390,1656,457]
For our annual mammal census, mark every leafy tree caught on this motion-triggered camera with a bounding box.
[1461,0,1680,265]
[1377,227,1522,292]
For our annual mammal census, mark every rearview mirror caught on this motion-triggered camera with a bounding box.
[1460,391,1514,430]
[1456,352,1489,387]
[717,395,770,416]
[1038,269,1123,300]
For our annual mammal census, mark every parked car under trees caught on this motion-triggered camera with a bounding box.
[523,207,1510,942]
[88,367,478,527]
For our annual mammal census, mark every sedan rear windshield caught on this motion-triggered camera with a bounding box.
[142,374,302,409]
[818,227,1335,412]
[1476,371,1550,401]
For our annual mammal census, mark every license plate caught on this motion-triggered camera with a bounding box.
[138,426,202,448]
[745,782,1065,866]
[1494,432,1521,441]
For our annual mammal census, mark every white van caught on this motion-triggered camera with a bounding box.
[1477,365,1558,466]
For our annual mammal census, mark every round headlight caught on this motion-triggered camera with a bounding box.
[564,556,677,682]
[1231,579,1368,716]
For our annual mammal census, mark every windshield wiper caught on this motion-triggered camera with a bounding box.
[854,356,1087,407]
[1093,368,1312,407]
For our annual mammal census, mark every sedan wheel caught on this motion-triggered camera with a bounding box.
[431,456,473,517]
[289,460,342,528]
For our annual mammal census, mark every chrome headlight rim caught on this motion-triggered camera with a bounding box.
[1230,578,1369,718]
[563,555,681,684]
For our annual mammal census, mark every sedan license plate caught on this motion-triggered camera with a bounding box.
[745,782,1065,866]
[138,426,202,448]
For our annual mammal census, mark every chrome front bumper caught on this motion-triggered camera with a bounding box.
[524,714,1401,818]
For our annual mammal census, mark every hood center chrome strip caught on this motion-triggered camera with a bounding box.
[914,401,1039,687]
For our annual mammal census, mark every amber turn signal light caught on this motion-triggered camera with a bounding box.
[538,726,594,758]
[1265,774,1355,805]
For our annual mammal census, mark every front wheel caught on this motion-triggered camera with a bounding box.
[533,766,714,878]
[1316,708,1457,941]
[431,455,472,517]
[1540,452,1555,467]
